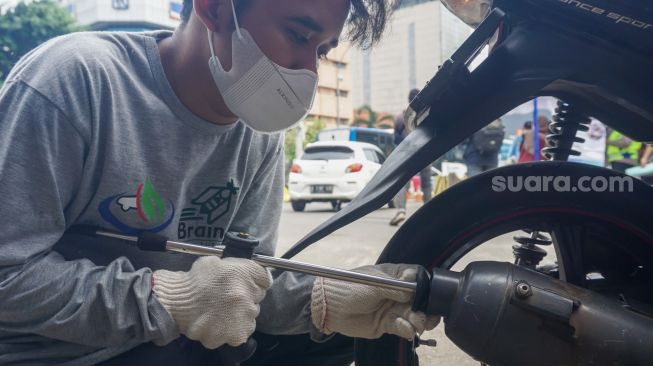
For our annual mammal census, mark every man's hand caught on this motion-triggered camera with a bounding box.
[152,256,272,349]
[310,263,440,340]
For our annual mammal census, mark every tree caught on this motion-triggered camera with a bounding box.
[284,119,325,165]
[0,0,83,84]
[304,119,326,145]
[376,113,395,129]
[353,105,395,128]
[284,127,298,165]
[353,105,378,128]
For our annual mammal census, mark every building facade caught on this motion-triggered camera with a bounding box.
[307,43,353,128]
[350,0,472,116]
[58,0,182,31]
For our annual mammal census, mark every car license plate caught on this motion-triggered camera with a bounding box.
[311,185,333,194]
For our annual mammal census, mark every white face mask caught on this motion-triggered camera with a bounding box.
[207,1,318,133]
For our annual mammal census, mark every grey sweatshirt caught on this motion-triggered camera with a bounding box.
[0,31,316,365]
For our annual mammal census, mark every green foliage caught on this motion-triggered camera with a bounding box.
[305,119,325,145]
[0,0,83,83]
[284,128,297,165]
[283,119,326,165]
[378,114,394,122]
[354,105,378,128]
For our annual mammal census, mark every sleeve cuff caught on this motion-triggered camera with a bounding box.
[147,272,181,346]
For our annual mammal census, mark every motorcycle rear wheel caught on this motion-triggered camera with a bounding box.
[355,161,653,366]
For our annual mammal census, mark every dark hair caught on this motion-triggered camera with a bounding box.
[180,0,400,47]
[523,121,532,130]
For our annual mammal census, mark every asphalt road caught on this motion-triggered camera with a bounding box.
[275,200,558,366]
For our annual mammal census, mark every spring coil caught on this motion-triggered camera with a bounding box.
[542,100,591,161]
[513,231,552,247]
[512,231,552,269]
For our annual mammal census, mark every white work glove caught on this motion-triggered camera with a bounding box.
[310,263,440,340]
[152,256,272,349]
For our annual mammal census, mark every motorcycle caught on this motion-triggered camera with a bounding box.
[282,0,653,365]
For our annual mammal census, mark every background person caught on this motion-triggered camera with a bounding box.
[640,144,653,168]
[606,128,642,173]
[519,116,550,163]
[389,89,420,226]
[624,144,653,185]
[419,163,435,204]
[507,121,531,164]
[463,119,506,176]
[389,88,437,225]
[639,144,653,184]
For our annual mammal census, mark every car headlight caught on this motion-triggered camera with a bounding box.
[441,0,493,28]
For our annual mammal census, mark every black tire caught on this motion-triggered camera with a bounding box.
[331,201,343,212]
[291,200,306,212]
[355,161,653,366]
[331,201,339,211]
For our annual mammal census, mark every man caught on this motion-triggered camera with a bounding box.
[389,88,433,226]
[606,128,642,173]
[640,144,653,168]
[419,162,434,204]
[507,121,531,164]
[518,116,549,163]
[0,1,438,365]
[633,144,653,184]
[464,119,505,176]
[619,143,653,184]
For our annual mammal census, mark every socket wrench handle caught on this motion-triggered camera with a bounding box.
[71,225,419,295]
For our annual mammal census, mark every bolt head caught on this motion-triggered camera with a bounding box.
[515,281,533,298]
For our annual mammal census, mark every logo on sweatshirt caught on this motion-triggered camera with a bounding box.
[99,179,175,235]
[178,180,239,241]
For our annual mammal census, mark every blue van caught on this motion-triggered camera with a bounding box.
[317,127,395,157]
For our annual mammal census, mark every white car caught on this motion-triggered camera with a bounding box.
[288,141,387,212]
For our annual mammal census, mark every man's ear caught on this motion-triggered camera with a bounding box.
[193,0,232,32]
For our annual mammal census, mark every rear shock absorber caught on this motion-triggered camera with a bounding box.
[542,100,591,161]
[512,230,552,269]
[515,101,589,272]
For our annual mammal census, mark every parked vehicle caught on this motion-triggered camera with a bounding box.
[288,141,387,212]
[317,127,395,157]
